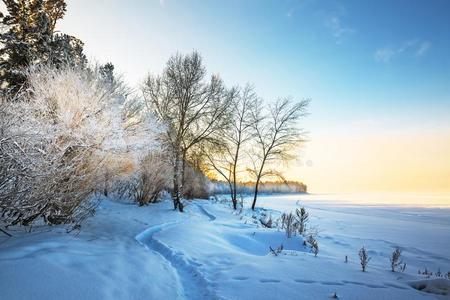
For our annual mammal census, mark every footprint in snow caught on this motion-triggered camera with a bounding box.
[366,284,386,289]
[294,279,316,284]
[232,276,249,281]
[342,280,365,286]
[260,279,281,283]
[342,280,386,288]
[320,281,344,286]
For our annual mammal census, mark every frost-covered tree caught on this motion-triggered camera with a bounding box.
[307,235,319,257]
[280,212,297,238]
[0,0,86,95]
[390,247,403,272]
[249,97,309,210]
[49,32,86,68]
[359,246,371,272]
[0,65,132,226]
[295,207,309,235]
[142,51,234,211]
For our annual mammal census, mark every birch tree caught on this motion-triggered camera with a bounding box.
[143,51,234,211]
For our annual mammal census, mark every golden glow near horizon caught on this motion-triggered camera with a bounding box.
[286,128,450,198]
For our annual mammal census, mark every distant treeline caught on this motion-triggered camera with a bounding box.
[211,180,307,195]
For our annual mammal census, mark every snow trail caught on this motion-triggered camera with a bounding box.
[135,209,219,300]
[195,203,216,221]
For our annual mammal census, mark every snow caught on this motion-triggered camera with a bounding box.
[0,201,182,300]
[409,279,450,296]
[1,194,449,300]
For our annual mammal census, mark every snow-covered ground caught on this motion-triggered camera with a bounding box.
[1,194,449,300]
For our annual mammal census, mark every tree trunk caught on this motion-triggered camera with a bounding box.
[251,156,267,210]
[251,176,261,210]
[232,191,237,210]
[103,171,109,197]
[172,150,181,210]
[0,227,12,237]
[232,145,240,210]
[231,170,237,210]
[228,181,236,210]
[181,150,187,198]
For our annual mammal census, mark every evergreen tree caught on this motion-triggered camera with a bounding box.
[99,62,115,84]
[49,33,86,68]
[0,0,86,95]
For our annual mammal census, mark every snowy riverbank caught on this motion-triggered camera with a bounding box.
[1,195,449,299]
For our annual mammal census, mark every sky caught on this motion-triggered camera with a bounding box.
[55,0,450,195]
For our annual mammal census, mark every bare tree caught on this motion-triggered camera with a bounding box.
[204,84,257,209]
[142,51,234,211]
[249,97,309,210]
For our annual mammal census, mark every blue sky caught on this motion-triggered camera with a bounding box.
[58,0,450,193]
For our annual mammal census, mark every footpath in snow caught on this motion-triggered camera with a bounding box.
[0,195,449,300]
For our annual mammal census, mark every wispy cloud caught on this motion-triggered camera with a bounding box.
[374,39,432,63]
[159,0,166,7]
[325,15,355,43]
[323,3,355,44]
[284,1,355,43]
[285,0,315,18]
[416,41,431,56]
[374,47,396,63]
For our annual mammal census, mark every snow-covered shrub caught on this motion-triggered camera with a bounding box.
[269,244,284,256]
[307,235,319,257]
[295,207,309,235]
[0,102,43,224]
[419,268,432,276]
[280,212,297,238]
[279,207,311,237]
[0,94,99,225]
[100,154,136,198]
[390,247,403,272]
[418,268,449,279]
[0,65,132,226]
[182,165,212,199]
[400,262,407,272]
[359,246,371,272]
[129,153,171,206]
[259,214,273,228]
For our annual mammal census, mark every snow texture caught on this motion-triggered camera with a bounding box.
[1,194,449,300]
